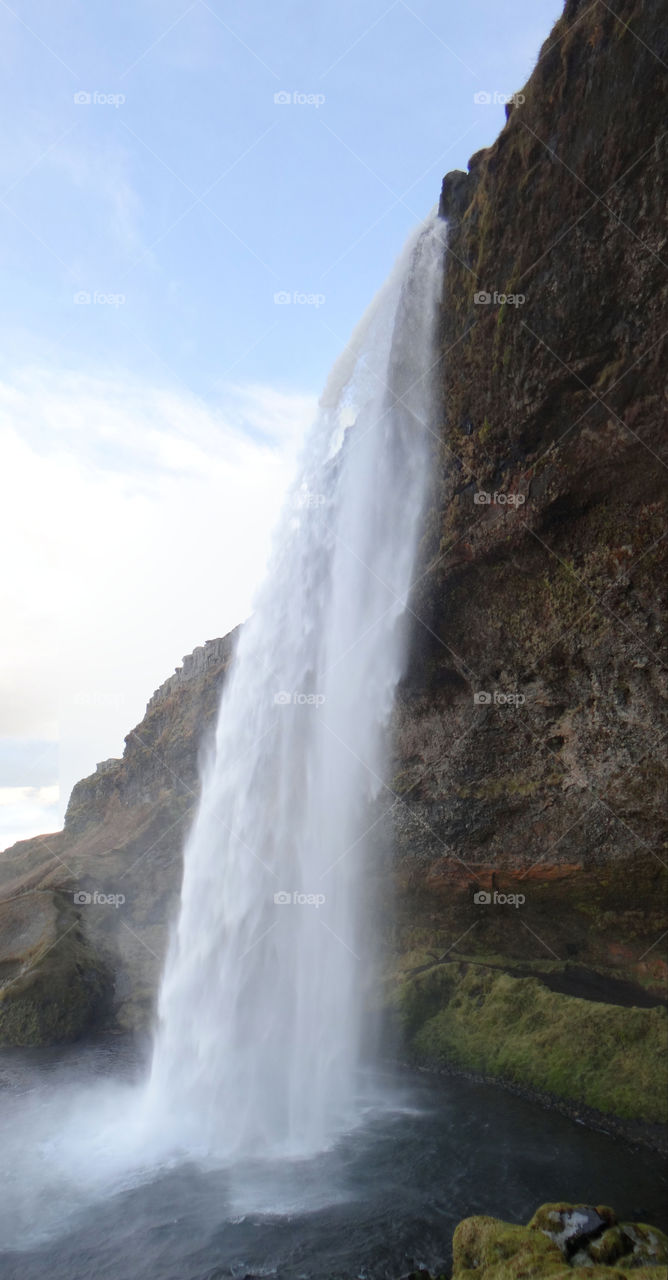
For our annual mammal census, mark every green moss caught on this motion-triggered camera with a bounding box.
[453,1214,565,1279]
[589,1226,627,1265]
[542,557,586,619]
[452,1206,668,1279]
[616,1223,668,1268]
[528,1203,616,1235]
[399,964,668,1123]
[455,771,563,800]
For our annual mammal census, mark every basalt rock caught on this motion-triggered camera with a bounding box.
[383,0,668,1084]
[0,890,112,1046]
[0,632,238,1032]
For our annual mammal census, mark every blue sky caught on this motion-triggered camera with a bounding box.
[0,0,564,843]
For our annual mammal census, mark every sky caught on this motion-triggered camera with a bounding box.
[0,0,564,846]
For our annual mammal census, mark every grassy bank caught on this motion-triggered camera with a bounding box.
[391,958,668,1125]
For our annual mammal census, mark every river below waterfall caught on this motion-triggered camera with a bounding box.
[0,1040,665,1280]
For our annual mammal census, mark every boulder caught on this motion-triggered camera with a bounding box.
[452,1203,668,1278]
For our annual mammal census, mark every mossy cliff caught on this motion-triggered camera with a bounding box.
[390,958,667,1125]
[378,0,668,1131]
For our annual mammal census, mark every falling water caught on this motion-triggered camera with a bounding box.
[146,214,446,1159]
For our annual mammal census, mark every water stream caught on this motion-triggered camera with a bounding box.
[145,214,445,1159]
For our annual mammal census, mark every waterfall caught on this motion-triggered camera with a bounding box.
[146,213,446,1159]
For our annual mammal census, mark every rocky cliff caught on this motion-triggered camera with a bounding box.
[378,0,668,1134]
[1,0,666,1133]
[396,0,667,879]
[0,632,238,1032]
[379,0,667,1130]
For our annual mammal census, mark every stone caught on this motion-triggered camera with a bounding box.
[0,891,111,1045]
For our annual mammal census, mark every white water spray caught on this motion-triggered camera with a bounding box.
[145,215,446,1158]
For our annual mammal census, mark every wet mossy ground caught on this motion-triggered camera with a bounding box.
[374,851,668,1138]
[391,960,667,1124]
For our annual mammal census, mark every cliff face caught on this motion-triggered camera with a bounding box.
[384,0,667,986]
[0,633,237,1034]
[377,0,668,1130]
[0,0,666,1121]
[398,0,667,874]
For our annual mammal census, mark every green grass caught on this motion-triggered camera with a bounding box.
[398,963,668,1122]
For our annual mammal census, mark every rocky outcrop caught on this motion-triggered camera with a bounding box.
[64,629,239,836]
[394,0,667,877]
[0,891,111,1045]
[378,0,668,1108]
[451,1203,668,1278]
[0,631,238,1037]
[145,635,236,713]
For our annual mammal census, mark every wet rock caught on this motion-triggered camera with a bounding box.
[438,169,472,222]
[0,890,111,1046]
[530,1202,611,1255]
[452,1204,668,1277]
[0,632,239,1035]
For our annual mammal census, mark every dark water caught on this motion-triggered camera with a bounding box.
[0,1040,665,1280]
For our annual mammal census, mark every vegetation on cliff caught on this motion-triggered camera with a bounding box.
[393,959,667,1123]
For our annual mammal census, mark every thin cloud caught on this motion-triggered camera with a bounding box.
[1,367,316,840]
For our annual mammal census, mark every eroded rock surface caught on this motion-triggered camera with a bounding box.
[0,891,111,1045]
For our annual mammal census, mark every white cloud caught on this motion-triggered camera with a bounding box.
[0,785,60,850]
[0,368,315,844]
